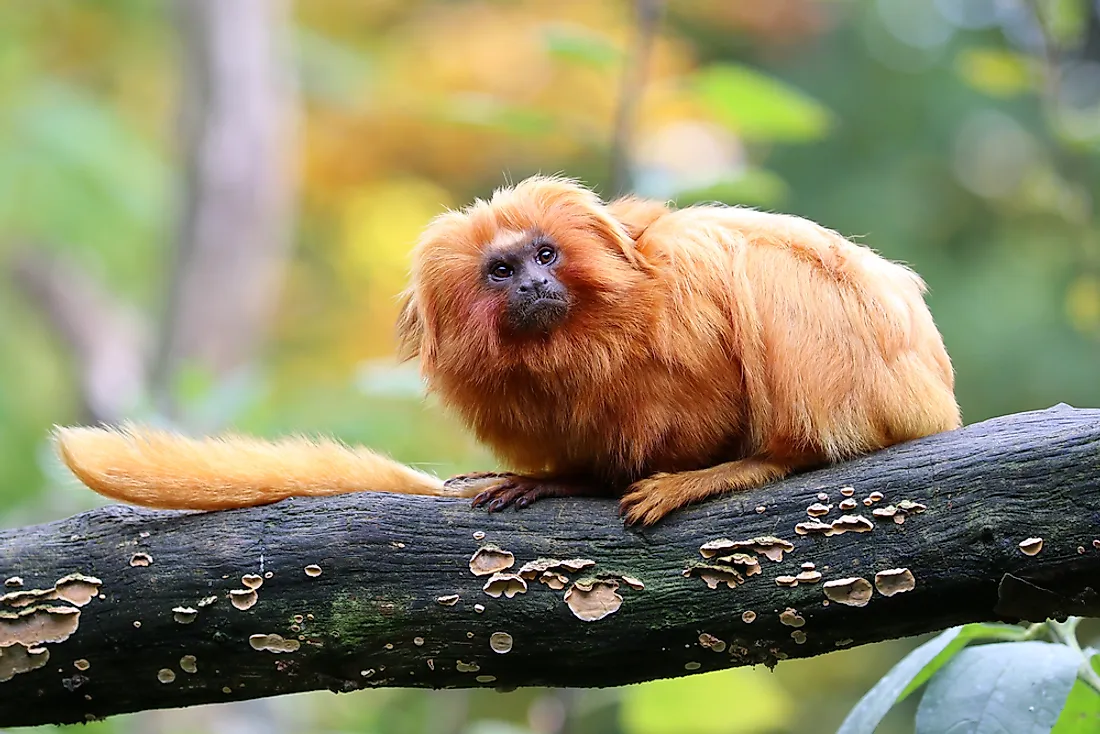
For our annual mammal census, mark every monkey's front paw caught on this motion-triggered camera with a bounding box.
[468,476,599,513]
[466,475,545,512]
[619,474,681,527]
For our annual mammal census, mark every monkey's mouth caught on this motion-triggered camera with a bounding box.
[508,295,570,333]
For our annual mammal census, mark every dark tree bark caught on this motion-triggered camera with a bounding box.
[1,405,1098,727]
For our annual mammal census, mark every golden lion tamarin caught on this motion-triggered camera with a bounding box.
[56,176,960,526]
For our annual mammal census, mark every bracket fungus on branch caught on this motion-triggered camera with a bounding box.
[0,405,1099,727]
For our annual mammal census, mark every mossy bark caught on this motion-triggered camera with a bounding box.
[1,405,1098,726]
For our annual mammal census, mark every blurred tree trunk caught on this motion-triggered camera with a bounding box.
[152,0,298,417]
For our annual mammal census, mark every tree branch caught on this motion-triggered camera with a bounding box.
[1,405,1098,726]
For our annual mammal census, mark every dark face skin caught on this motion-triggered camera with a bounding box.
[484,236,570,333]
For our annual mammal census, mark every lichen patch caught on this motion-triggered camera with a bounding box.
[700,537,793,563]
[1018,537,1044,556]
[249,634,301,653]
[795,570,823,584]
[698,633,727,653]
[0,573,102,610]
[564,579,622,622]
[469,546,516,577]
[517,558,594,580]
[489,632,513,653]
[685,565,746,589]
[779,608,805,628]
[0,644,49,682]
[54,575,102,607]
[482,573,527,599]
[823,577,874,607]
[538,572,570,590]
[129,553,153,567]
[874,568,916,596]
[230,589,258,611]
[713,553,761,577]
[172,607,198,624]
[0,605,80,647]
[830,515,874,534]
[794,520,835,536]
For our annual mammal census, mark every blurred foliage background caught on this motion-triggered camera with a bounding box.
[2,0,1099,732]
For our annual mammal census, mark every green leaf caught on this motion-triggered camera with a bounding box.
[915,641,1081,734]
[1051,677,1100,733]
[692,63,832,143]
[670,167,789,208]
[542,24,621,67]
[837,623,1031,734]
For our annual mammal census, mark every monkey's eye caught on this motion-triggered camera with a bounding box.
[534,246,556,266]
[489,262,514,280]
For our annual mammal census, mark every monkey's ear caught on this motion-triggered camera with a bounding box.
[589,200,659,273]
[396,287,439,370]
[607,196,669,240]
[395,289,422,361]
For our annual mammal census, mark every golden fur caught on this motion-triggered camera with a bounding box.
[54,424,456,510]
[55,176,960,524]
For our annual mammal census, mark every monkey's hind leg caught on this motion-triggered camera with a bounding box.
[619,457,802,527]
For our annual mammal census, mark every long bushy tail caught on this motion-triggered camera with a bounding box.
[54,424,468,511]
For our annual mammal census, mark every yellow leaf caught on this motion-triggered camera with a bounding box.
[955,48,1034,98]
[620,667,792,734]
[1066,274,1100,336]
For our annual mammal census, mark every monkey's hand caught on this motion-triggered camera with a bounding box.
[447,473,602,513]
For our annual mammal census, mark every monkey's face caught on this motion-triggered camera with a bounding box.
[483,234,570,334]
[400,176,656,377]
